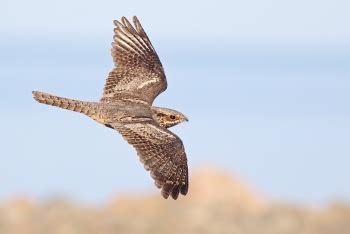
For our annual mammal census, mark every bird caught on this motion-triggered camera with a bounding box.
[32,16,189,200]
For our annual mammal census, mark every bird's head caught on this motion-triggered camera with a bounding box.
[151,107,188,128]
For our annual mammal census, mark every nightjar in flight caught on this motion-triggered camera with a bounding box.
[32,16,189,200]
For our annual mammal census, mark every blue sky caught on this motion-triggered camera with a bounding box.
[1,0,350,204]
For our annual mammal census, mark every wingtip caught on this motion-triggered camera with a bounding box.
[114,20,124,28]
[161,191,170,199]
[114,16,138,26]
[180,183,189,195]
[171,185,180,200]
[132,15,141,26]
[121,16,128,24]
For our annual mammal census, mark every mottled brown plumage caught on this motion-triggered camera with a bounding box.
[32,16,189,200]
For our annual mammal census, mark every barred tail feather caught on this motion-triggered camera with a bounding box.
[32,91,98,117]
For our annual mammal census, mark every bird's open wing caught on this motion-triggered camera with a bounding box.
[112,121,188,199]
[101,16,167,105]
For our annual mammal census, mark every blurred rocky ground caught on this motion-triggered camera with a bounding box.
[0,168,349,234]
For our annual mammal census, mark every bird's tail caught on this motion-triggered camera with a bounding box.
[32,91,99,118]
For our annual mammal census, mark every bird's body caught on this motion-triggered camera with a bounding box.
[32,16,189,200]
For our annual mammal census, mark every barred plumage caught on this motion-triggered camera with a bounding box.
[32,16,189,200]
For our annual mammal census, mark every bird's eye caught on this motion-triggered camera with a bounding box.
[170,115,176,120]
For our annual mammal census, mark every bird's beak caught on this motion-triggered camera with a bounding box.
[183,116,189,122]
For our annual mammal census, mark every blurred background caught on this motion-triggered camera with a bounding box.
[1,0,350,233]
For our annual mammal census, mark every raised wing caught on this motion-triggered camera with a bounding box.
[101,16,167,104]
[112,121,188,199]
